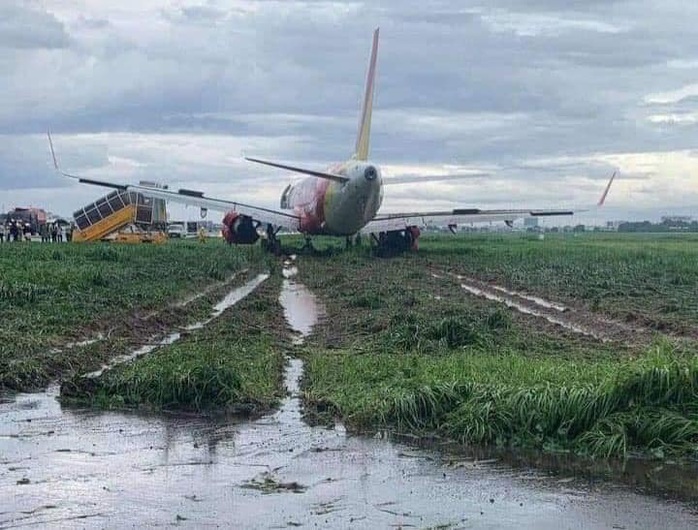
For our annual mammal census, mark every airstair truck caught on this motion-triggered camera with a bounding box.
[72,189,166,243]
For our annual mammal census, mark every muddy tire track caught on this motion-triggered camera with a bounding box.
[430,267,680,347]
[39,270,264,394]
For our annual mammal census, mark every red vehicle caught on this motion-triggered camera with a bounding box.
[6,207,47,235]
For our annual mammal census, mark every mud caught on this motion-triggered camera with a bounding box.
[433,269,657,346]
[2,385,697,528]
[2,271,697,528]
[82,273,270,379]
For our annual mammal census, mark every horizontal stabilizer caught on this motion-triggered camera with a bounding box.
[245,157,349,184]
[383,172,489,185]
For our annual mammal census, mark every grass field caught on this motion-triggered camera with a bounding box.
[2,233,696,460]
[0,240,265,391]
[62,274,288,414]
[417,232,698,335]
[298,232,698,459]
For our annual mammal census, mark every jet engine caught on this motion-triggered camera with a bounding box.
[221,212,260,245]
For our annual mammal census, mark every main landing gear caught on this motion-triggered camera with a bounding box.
[260,224,282,255]
[345,233,362,250]
[371,227,420,257]
[302,236,316,253]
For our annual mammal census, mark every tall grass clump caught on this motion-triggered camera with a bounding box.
[88,345,243,411]
[379,308,511,353]
[0,240,259,392]
[305,342,698,459]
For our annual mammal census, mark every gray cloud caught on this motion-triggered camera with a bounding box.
[1,0,697,220]
[0,3,70,50]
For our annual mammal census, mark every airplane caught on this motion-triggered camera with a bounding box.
[48,27,616,253]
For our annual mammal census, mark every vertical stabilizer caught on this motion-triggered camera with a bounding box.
[354,27,379,161]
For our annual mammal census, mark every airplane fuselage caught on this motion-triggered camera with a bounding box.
[280,161,383,236]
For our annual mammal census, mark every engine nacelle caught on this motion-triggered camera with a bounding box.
[221,212,260,245]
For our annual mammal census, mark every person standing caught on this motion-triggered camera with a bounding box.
[0,222,5,243]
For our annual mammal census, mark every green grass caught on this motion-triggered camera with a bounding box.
[0,240,266,391]
[62,275,288,414]
[304,341,698,459]
[417,232,698,334]
[296,233,698,460]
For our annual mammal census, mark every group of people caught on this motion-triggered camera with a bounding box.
[0,220,29,242]
[0,221,72,243]
[39,222,70,243]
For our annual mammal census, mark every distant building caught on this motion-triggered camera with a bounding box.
[606,220,625,231]
[661,215,692,224]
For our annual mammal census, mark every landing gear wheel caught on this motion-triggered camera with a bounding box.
[302,237,315,254]
[261,224,282,255]
[372,228,418,257]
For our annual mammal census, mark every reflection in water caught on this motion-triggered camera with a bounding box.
[279,259,323,345]
[1,268,697,528]
[2,386,696,529]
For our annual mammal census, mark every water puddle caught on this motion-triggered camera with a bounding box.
[460,283,607,341]
[489,285,568,312]
[279,264,323,345]
[2,386,696,528]
[84,273,269,378]
[2,268,697,528]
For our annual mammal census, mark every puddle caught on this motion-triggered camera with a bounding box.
[2,387,696,528]
[490,284,568,312]
[2,268,697,528]
[460,283,607,341]
[84,273,269,378]
[48,334,105,355]
[279,281,323,345]
[279,258,323,345]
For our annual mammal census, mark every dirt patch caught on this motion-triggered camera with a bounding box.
[431,267,697,348]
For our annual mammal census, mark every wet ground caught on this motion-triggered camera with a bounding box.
[2,270,697,528]
[431,269,663,345]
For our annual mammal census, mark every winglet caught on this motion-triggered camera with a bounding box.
[47,130,123,188]
[597,170,617,207]
[354,27,379,161]
[47,130,77,180]
[47,130,60,172]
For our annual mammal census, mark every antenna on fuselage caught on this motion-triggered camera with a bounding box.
[353,27,379,162]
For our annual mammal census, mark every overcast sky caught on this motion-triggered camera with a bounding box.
[2,0,698,224]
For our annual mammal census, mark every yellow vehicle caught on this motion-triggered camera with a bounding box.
[113,225,167,244]
[72,189,166,243]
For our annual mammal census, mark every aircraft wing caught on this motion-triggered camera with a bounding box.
[48,133,300,231]
[360,208,575,234]
[361,171,617,234]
